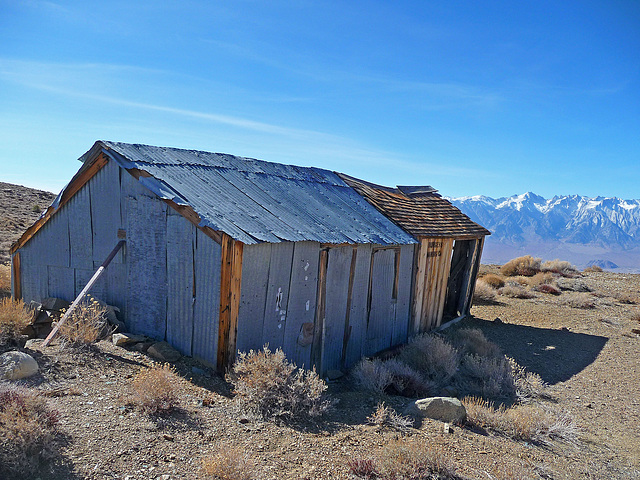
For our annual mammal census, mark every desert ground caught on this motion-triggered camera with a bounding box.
[1,184,639,479]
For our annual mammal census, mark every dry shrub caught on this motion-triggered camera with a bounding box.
[583,265,603,273]
[463,397,577,444]
[541,259,578,276]
[456,354,515,401]
[559,292,596,309]
[0,384,59,478]
[377,438,463,480]
[352,358,432,397]
[509,359,548,402]
[0,264,10,294]
[473,279,497,304]
[631,312,640,323]
[481,273,505,289]
[500,255,541,277]
[500,285,535,299]
[449,328,501,358]
[58,296,111,346]
[535,284,561,296]
[614,292,638,305]
[200,446,256,480]
[348,457,379,479]
[527,272,554,287]
[131,363,181,414]
[352,358,393,394]
[0,298,33,343]
[367,401,414,432]
[227,346,332,422]
[399,334,459,387]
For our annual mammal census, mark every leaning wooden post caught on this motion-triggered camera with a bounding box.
[42,239,126,347]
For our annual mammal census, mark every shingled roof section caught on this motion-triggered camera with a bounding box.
[337,173,491,239]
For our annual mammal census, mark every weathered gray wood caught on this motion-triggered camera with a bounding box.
[192,229,221,366]
[102,262,127,319]
[125,195,167,339]
[462,238,483,315]
[47,266,75,301]
[91,160,123,263]
[261,242,295,351]
[392,244,415,347]
[236,243,272,354]
[166,215,196,356]
[18,246,48,302]
[365,248,396,355]
[282,241,320,368]
[74,268,106,302]
[344,244,372,368]
[67,184,93,270]
[321,246,352,373]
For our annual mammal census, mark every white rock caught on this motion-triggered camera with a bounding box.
[0,351,39,380]
[404,396,467,423]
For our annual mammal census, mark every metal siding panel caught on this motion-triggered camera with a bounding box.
[282,242,319,369]
[344,244,372,368]
[67,184,93,270]
[192,229,221,366]
[321,246,352,372]
[103,262,127,320]
[236,243,271,353]
[47,266,75,301]
[125,195,168,339]
[18,246,48,302]
[261,242,295,351]
[166,215,196,356]
[392,244,415,346]
[91,160,123,263]
[365,248,396,355]
[37,206,70,268]
[74,268,106,301]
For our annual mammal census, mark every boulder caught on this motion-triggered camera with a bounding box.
[404,397,466,423]
[0,351,39,380]
[147,341,181,363]
[41,297,70,312]
[112,333,148,346]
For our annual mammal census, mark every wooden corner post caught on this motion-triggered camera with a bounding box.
[217,234,244,372]
[11,252,21,300]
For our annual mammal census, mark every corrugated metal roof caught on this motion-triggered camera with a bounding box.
[90,141,417,246]
[339,173,491,238]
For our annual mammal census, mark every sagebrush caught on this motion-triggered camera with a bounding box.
[500,255,541,277]
[200,445,256,480]
[398,334,460,387]
[0,297,32,343]
[0,264,10,294]
[367,402,414,432]
[500,285,535,299]
[130,363,182,414]
[0,384,59,478]
[481,273,505,289]
[473,279,497,303]
[559,292,596,309]
[227,346,332,422]
[583,265,603,273]
[58,296,111,346]
[541,259,578,276]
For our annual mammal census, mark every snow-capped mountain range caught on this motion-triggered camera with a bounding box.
[447,193,640,271]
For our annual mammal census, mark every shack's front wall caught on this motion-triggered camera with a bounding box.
[13,159,223,366]
[236,241,415,372]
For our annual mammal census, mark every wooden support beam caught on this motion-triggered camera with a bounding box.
[217,234,244,371]
[11,252,21,300]
[311,248,328,371]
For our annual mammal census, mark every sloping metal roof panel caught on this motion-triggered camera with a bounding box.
[93,141,417,246]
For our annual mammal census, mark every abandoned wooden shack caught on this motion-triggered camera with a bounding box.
[11,141,490,373]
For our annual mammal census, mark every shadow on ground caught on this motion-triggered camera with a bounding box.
[462,317,608,384]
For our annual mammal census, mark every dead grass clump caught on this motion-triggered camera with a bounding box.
[614,292,638,305]
[227,346,332,422]
[456,354,516,401]
[583,265,603,273]
[131,363,182,414]
[541,259,579,276]
[399,334,459,387]
[527,272,554,287]
[377,439,464,480]
[535,284,561,295]
[481,273,505,289]
[0,384,59,478]
[449,327,502,358]
[473,279,497,304]
[367,401,414,432]
[58,297,111,347]
[0,298,32,343]
[200,446,256,480]
[559,292,597,309]
[0,264,11,294]
[500,255,541,277]
[500,285,535,299]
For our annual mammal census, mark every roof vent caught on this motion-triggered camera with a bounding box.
[397,185,438,197]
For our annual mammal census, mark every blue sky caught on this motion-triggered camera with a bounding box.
[1,0,638,199]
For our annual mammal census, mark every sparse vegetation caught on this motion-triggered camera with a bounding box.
[473,279,497,303]
[500,255,541,277]
[449,327,501,358]
[0,384,59,479]
[200,445,256,480]
[583,265,603,273]
[367,401,414,432]
[31,204,42,213]
[398,334,460,387]
[58,296,111,347]
[227,346,332,423]
[541,259,578,276]
[130,363,182,414]
[559,292,597,309]
[614,292,638,305]
[481,273,505,289]
[527,272,554,287]
[500,285,535,299]
[535,284,561,295]
[0,264,11,295]
[0,297,32,343]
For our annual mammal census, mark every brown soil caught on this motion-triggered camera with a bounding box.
[2,270,639,479]
[0,181,56,264]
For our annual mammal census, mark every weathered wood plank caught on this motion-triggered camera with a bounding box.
[192,229,221,366]
[260,242,295,352]
[434,239,454,328]
[11,252,21,300]
[125,195,167,339]
[166,215,196,356]
[461,238,483,315]
[311,249,328,371]
[365,248,396,356]
[67,184,93,270]
[411,239,428,335]
[217,233,244,371]
[47,266,75,301]
[236,243,272,353]
[91,161,123,263]
[392,244,415,346]
[344,244,372,368]
[282,241,320,369]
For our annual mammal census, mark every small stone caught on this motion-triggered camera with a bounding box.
[147,342,181,363]
[631,328,640,335]
[443,423,452,434]
[404,397,467,423]
[41,297,71,312]
[0,351,39,380]
[112,333,147,346]
[24,339,43,349]
[326,369,344,381]
[238,418,250,424]
[162,433,174,441]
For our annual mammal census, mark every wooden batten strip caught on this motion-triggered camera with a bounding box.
[11,252,21,300]
[311,248,329,371]
[411,238,428,334]
[217,233,244,371]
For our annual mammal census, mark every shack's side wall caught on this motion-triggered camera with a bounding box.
[14,159,222,365]
[236,241,416,373]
